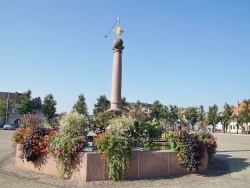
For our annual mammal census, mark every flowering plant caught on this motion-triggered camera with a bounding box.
[107,116,134,134]
[60,110,88,133]
[198,132,217,160]
[176,132,204,172]
[49,111,88,178]
[19,113,43,129]
[19,127,50,162]
[94,132,133,181]
[11,128,32,149]
[49,129,87,178]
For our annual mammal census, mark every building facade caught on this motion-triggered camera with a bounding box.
[0,92,42,124]
[228,101,250,134]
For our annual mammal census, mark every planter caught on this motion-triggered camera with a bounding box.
[15,145,208,182]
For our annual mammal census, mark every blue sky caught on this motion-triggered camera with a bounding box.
[1,0,249,114]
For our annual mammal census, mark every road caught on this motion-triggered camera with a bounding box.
[1,130,250,187]
[0,129,13,161]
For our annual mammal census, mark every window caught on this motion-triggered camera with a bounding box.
[15,100,20,105]
[230,126,232,129]
[233,125,235,129]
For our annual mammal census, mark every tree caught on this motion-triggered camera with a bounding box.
[121,97,128,110]
[16,90,36,115]
[0,100,9,124]
[73,94,88,116]
[207,104,220,133]
[234,110,245,134]
[199,105,205,122]
[220,103,233,133]
[168,105,179,131]
[151,100,164,121]
[126,100,149,121]
[162,105,170,130]
[93,95,109,116]
[184,107,199,132]
[240,99,250,134]
[42,94,57,124]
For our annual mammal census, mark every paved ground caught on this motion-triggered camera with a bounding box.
[1,130,250,188]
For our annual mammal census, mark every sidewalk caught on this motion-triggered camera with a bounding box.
[1,131,250,188]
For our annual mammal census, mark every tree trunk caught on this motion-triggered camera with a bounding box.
[236,125,239,134]
[212,125,215,133]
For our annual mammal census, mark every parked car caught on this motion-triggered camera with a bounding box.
[0,123,4,128]
[3,123,19,130]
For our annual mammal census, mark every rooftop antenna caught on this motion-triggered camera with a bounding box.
[105,17,124,38]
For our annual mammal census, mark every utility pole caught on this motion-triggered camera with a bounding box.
[5,92,9,123]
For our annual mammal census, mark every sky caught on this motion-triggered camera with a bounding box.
[1,0,250,114]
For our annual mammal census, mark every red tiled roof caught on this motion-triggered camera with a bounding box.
[232,101,250,116]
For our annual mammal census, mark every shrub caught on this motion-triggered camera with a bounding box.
[108,116,134,134]
[138,119,163,141]
[60,111,88,133]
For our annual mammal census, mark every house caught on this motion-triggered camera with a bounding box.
[0,92,43,124]
[228,101,250,133]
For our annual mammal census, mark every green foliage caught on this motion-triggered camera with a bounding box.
[94,132,133,181]
[93,95,109,116]
[168,105,179,127]
[73,94,88,116]
[60,111,88,133]
[151,100,164,120]
[42,94,57,122]
[17,90,36,114]
[121,97,128,110]
[184,107,199,131]
[162,131,178,142]
[126,100,150,121]
[207,104,220,133]
[241,99,250,124]
[221,103,233,133]
[199,105,205,122]
[94,111,116,129]
[137,119,163,141]
[108,116,134,134]
[162,105,170,123]
[0,99,8,123]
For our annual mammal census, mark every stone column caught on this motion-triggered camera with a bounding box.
[110,38,124,112]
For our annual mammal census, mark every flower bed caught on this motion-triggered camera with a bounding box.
[15,145,208,182]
